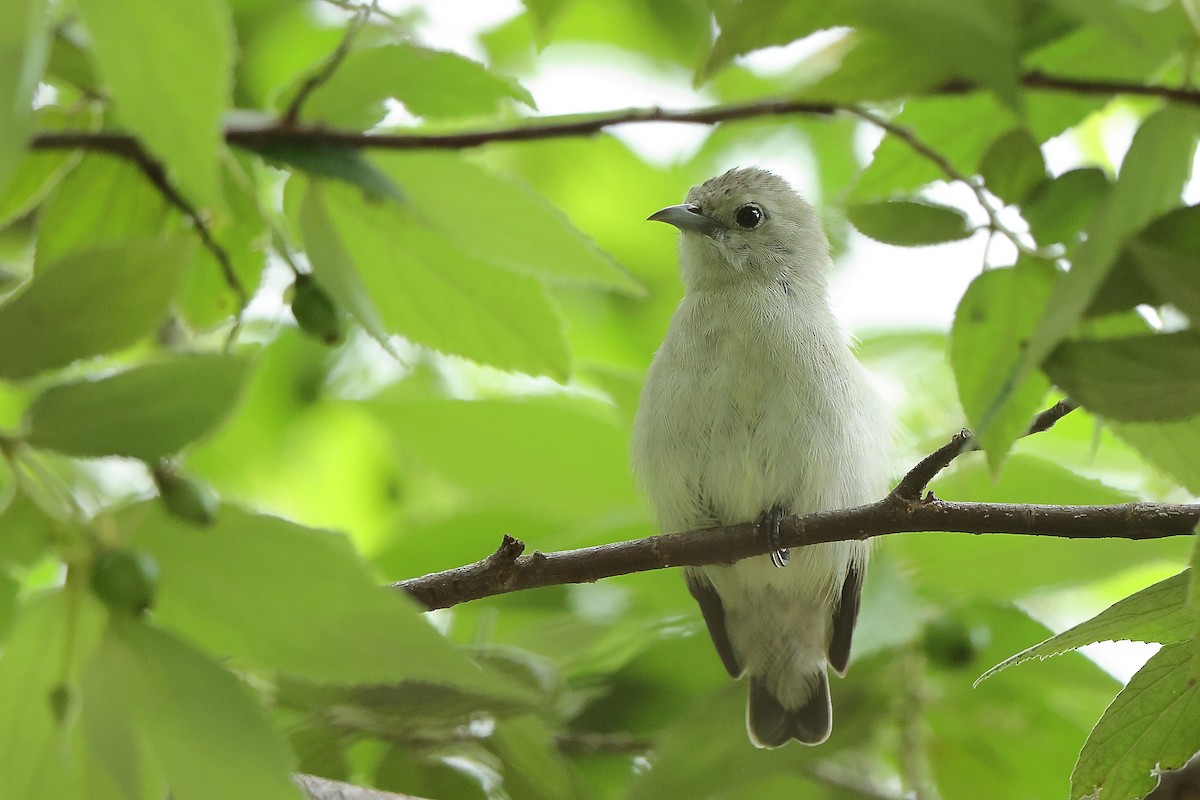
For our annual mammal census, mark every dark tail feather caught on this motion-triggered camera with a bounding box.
[746,670,831,748]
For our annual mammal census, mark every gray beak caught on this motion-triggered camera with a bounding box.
[647,203,721,234]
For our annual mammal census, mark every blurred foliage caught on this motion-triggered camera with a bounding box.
[0,1,1199,799]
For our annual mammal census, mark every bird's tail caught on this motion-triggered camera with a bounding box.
[746,669,831,748]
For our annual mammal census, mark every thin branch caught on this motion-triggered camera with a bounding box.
[892,399,1078,501]
[283,1,376,126]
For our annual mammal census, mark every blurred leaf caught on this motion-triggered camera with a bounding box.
[0,107,85,228]
[845,199,973,246]
[979,128,1046,206]
[1126,205,1200,320]
[85,619,304,800]
[0,0,49,198]
[1022,167,1109,247]
[1114,417,1200,495]
[1071,641,1200,800]
[125,503,528,697]
[377,152,641,293]
[300,43,534,128]
[0,239,189,381]
[702,1,846,79]
[314,181,571,380]
[240,142,404,203]
[950,263,1053,471]
[373,393,639,522]
[0,590,108,797]
[76,0,233,208]
[798,30,955,104]
[979,570,1193,683]
[25,353,251,460]
[1044,332,1200,422]
[487,715,581,800]
[1007,107,1199,417]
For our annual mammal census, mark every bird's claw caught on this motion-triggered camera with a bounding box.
[759,505,789,568]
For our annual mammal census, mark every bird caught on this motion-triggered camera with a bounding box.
[631,167,892,747]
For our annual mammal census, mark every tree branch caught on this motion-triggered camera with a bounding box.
[392,399,1197,611]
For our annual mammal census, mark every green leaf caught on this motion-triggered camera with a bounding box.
[85,619,304,800]
[950,263,1054,470]
[298,184,400,357]
[124,503,521,694]
[979,128,1047,206]
[1114,417,1200,495]
[25,354,251,460]
[0,239,189,381]
[798,30,956,104]
[845,199,974,246]
[1071,641,1200,800]
[701,1,846,79]
[314,181,571,380]
[239,142,404,204]
[376,153,641,293]
[1044,332,1200,422]
[1124,205,1200,321]
[1022,167,1109,247]
[0,0,49,198]
[486,715,580,800]
[76,0,233,208]
[0,107,85,228]
[978,570,1194,683]
[301,43,534,128]
[1005,107,1199,417]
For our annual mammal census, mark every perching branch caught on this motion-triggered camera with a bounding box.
[393,400,1195,611]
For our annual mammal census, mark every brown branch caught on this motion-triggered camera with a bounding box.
[395,497,1198,611]
[891,399,1079,501]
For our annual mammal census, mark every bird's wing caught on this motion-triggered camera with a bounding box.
[683,567,742,677]
[828,563,864,676]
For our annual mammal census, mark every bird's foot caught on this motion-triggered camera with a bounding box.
[758,505,789,568]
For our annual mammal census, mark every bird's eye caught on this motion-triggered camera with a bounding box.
[735,204,764,229]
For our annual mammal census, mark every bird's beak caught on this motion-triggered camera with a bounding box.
[647,204,721,234]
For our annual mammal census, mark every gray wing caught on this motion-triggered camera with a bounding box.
[683,567,742,678]
[828,563,864,676]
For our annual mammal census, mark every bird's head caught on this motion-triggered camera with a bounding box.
[649,167,831,292]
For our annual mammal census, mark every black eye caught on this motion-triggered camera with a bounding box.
[735,203,764,229]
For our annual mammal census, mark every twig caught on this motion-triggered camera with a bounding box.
[283,1,376,126]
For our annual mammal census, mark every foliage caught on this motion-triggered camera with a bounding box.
[1,1,1199,799]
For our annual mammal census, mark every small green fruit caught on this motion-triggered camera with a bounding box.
[921,612,981,669]
[290,274,344,345]
[91,548,158,616]
[152,463,218,526]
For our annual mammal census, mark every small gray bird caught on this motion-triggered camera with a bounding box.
[631,168,892,747]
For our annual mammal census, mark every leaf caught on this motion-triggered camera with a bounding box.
[845,199,974,246]
[76,0,233,208]
[977,570,1193,683]
[1004,107,1199,417]
[486,715,580,800]
[239,141,404,203]
[0,107,85,228]
[298,184,400,357]
[315,181,571,380]
[376,153,641,293]
[0,0,49,198]
[979,128,1047,206]
[1114,417,1200,495]
[950,263,1054,470]
[1022,167,1109,247]
[124,503,523,695]
[798,30,957,104]
[0,239,189,381]
[1125,205,1200,321]
[701,1,847,79]
[1071,641,1200,800]
[85,619,304,800]
[1044,331,1200,422]
[301,43,534,128]
[25,354,251,460]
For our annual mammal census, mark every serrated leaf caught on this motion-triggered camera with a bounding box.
[950,264,1054,470]
[86,620,304,800]
[316,181,571,380]
[299,184,399,357]
[124,503,524,697]
[977,570,1193,684]
[1044,331,1200,422]
[979,128,1047,206]
[301,43,534,128]
[25,354,251,460]
[76,0,232,208]
[0,0,49,198]
[1022,167,1109,247]
[239,141,404,203]
[376,152,640,293]
[1071,641,1200,800]
[0,239,189,381]
[1001,107,1199,422]
[846,199,974,246]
